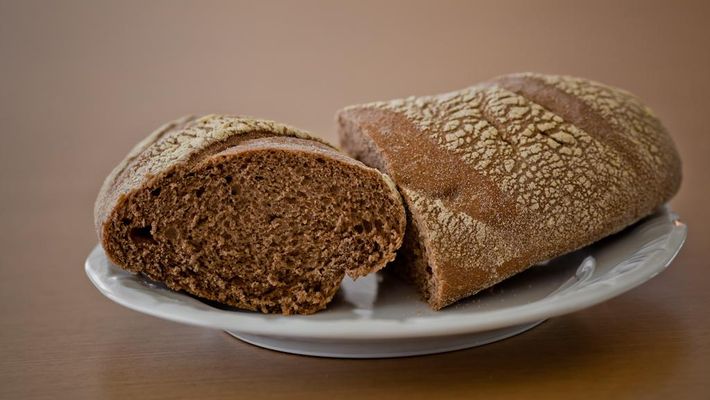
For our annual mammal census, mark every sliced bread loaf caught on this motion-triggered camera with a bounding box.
[95,115,406,315]
[338,73,681,310]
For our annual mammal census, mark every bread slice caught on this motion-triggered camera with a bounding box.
[94,115,406,315]
[337,73,682,310]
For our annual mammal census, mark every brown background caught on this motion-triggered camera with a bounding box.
[1,0,709,398]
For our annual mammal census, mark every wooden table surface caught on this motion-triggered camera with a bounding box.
[2,1,709,398]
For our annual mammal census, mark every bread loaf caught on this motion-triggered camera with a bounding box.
[95,115,406,315]
[338,73,681,310]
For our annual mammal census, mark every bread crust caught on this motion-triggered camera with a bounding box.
[338,73,682,309]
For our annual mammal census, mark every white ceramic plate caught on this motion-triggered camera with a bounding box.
[86,206,686,358]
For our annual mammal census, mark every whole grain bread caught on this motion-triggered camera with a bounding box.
[95,115,406,315]
[337,73,681,310]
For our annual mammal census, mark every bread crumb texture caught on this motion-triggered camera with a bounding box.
[95,115,406,315]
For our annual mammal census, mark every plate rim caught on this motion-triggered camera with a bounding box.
[85,207,687,340]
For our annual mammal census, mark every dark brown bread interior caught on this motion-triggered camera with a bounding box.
[95,116,406,315]
[338,73,682,310]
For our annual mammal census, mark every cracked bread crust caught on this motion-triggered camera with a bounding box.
[94,115,406,315]
[338,73,682,310]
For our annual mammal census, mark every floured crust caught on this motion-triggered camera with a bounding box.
[338,73,682,309]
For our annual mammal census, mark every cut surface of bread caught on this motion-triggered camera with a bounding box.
[338,73,682,310]
[95,115,406,315]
